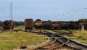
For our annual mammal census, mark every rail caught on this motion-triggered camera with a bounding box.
[42,31,87,50]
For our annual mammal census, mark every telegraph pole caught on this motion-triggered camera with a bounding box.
[10,1,14,31]
[10,1,13,20]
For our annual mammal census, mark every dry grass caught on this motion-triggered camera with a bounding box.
[52,30,87,45]
[65,30,87,45]
[0,31,48,50]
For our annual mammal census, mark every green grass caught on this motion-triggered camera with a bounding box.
[0,31,48,49]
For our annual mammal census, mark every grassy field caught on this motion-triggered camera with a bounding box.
[53,30,87,45]
[66,30,87,45]
[0,31,48,49]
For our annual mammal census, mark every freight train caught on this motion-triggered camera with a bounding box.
[0,19,87,31]
[41,21,81,30]
[24,19,33,32]
[24,19,83,30]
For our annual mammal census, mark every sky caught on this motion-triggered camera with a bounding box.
[0,0,87,21]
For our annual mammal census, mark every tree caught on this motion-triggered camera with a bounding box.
[3,20,15,31]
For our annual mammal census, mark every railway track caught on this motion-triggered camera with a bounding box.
[15,31,87,50]
[42,31,87,50]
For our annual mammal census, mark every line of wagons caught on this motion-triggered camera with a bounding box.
[0,19,87,32]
